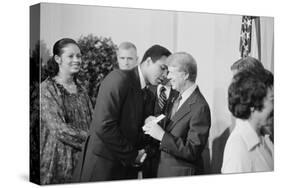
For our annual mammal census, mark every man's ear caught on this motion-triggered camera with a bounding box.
[54,55,61,65]
[144,57,152,66]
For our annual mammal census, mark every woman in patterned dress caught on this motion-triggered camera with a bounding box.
[40,38,94,184]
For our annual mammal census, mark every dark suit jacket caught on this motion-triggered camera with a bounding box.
[74,67,150,182]
[157,87,211,177]
[142,85,178,178]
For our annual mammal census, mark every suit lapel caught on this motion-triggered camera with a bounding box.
[166,89,179,114]
[163,90,178,129]
[149,85,161,115]
[166,88,199,132]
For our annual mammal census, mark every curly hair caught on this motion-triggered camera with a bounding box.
[46,38,80,77]
[230,56,264,74]
[228,69,273,119]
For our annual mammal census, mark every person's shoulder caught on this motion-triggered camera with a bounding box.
[98,69,135,94]
[40,77,54,91]
[40,78,59,101]
[222,129,251,173]
[224,129,248,155]
[106,69,130,82]
[102,69,133,88]
[194,87,210,108]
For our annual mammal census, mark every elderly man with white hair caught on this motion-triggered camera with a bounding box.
[143,52,211,177]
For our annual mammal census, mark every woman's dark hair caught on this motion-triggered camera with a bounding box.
[230,56,264,74]
[228,69,273,119]
[46,38,79,77]
[263,69,274,87]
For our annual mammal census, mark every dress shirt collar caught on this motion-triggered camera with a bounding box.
[138,65,146,89]
[178,83,197,108]
[235,119,261,151]
[263,134,274,156]
[157,84,171,98]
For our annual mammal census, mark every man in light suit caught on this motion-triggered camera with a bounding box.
[143,52,211,177]
[74,45,171,182]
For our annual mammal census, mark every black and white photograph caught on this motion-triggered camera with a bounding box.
[29,2,275,185]
[1,0,280,188]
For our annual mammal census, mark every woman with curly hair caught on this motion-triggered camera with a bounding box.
[221,69,273,173]
[40,38,94,184]
[230,56,274,142]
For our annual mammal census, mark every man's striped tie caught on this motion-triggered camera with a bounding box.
[159,86,167,111]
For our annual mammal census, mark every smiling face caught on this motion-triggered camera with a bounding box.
[55,43,82,75]
[167,66,187,92]
[118,48,138,70]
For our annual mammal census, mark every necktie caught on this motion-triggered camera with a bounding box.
[158,86,167,112]
[170,94,182,118]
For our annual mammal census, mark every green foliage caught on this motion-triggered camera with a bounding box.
[77,34,118,105]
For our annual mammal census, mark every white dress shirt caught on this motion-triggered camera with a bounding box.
[157,84,171,99]
[221,119,274,173]
[137,65,146,89]
[177,83,197,111]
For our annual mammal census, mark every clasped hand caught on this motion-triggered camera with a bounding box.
[143,116,165,141]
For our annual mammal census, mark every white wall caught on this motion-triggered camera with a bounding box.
[40,3,175,61]
[175,12,242,172]
[38,3,274,173]
[260,17,274,71]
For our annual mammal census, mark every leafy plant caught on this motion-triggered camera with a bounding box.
[77,34,118,106]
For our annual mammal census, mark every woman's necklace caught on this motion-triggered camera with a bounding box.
[54,76,77,94]
[63,83,77,94]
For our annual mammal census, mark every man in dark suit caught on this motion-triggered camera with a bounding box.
[74,45,171,182]
[143,52,211,177]
[142,71,178,178]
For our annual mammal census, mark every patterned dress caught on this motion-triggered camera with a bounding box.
[40,78,94,184]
